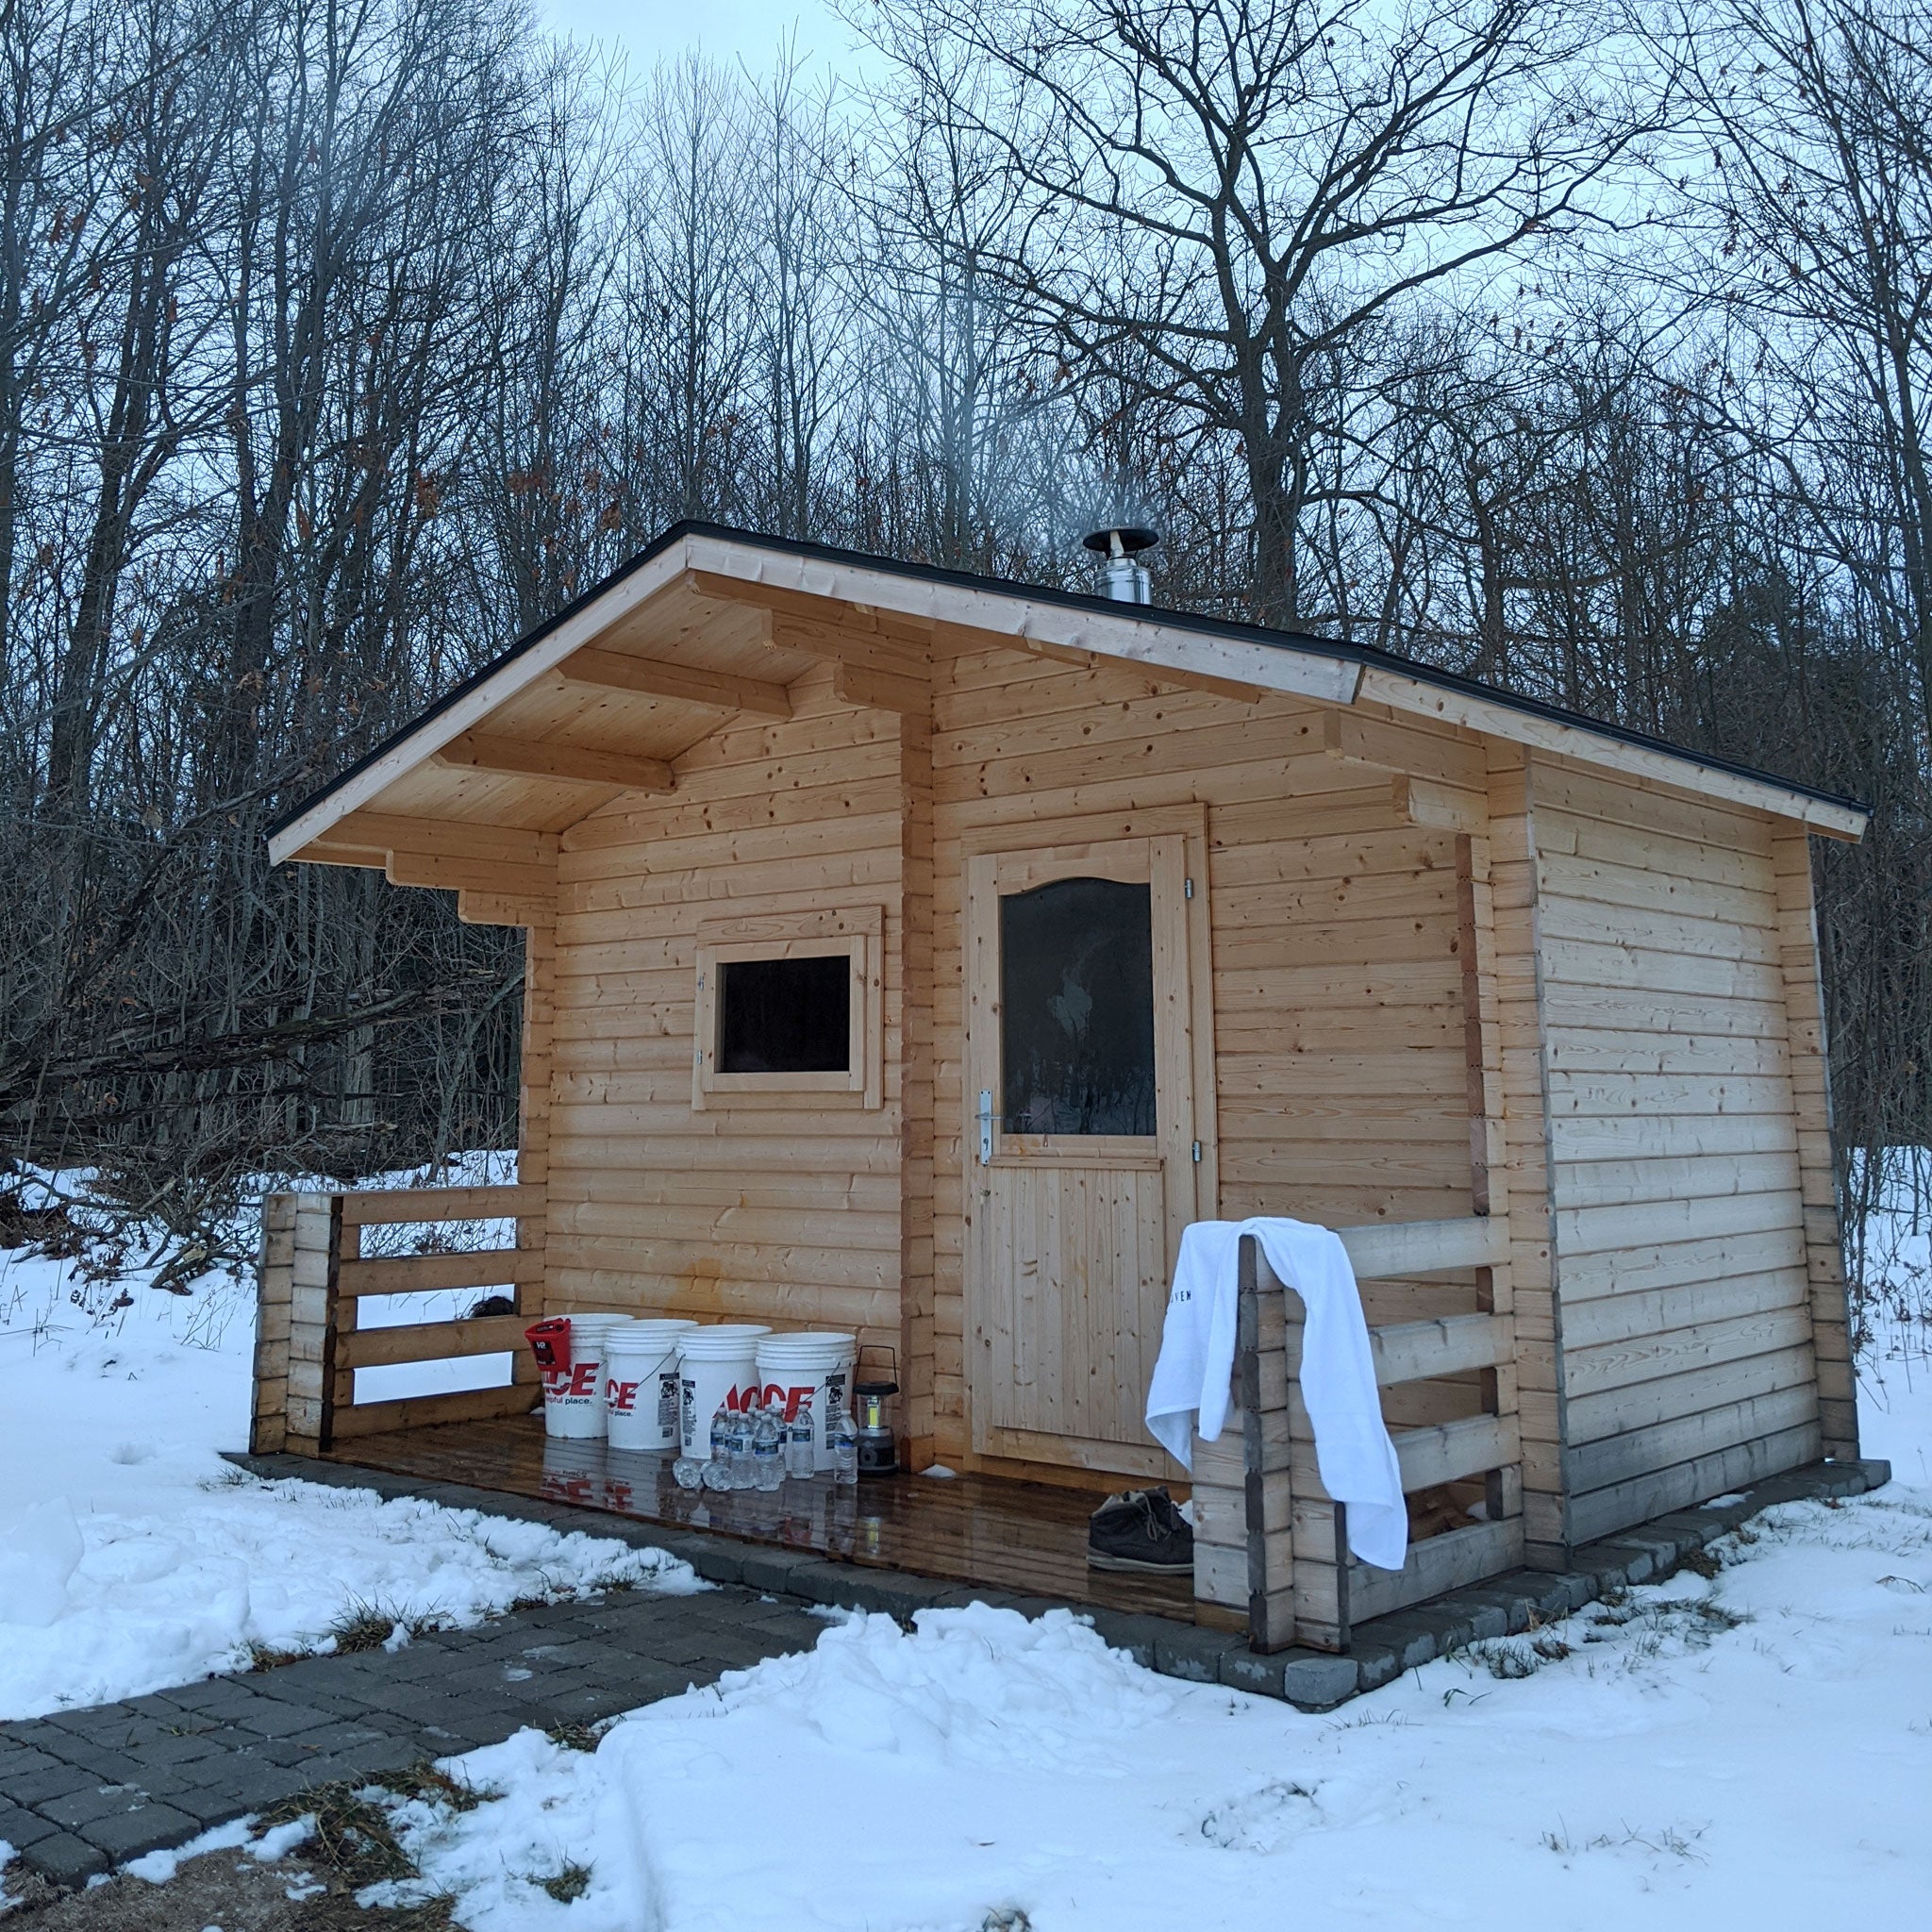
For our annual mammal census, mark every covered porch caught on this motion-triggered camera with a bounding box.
[250,1182,1523,1652]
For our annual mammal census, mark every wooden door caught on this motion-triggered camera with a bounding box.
[964,832,1207,1478]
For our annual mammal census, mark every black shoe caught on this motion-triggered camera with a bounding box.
[1086,1487,1194,1572]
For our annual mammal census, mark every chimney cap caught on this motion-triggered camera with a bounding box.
[1081,525,1159,557]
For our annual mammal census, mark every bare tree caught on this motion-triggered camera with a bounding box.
[1,0,1925,1277]
[851,0,1661,623]
[618,58,763,525]
[1664,0,1932,742]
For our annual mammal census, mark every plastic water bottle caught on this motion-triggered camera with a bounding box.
[829,1394,858,1488]
[672,1454,704,1490]
[751,1404,784,1491]
[704,1401,736,1490]
[784,1395,815,1481]
[726,1402,756,1490]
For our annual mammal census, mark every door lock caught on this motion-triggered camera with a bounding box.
[978,1090,994,1165]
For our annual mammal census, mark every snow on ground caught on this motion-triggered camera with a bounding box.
[358,1177,1932,1931]
[0,1160,700,1724]
[365,1470,1932,1932]
[1856,1176,1932,1488]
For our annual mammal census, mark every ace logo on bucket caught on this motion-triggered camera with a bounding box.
[545,1361,600,1400]
[675,1325,771,1456]
[678,1372,758,1453]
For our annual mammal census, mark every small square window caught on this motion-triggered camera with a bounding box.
[718,955,852,1074]
[692,909,883,1110]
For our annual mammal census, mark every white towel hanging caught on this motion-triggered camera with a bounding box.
[1145,1217,1407,1572]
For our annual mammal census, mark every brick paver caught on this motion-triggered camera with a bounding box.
[0,1579,824,1886]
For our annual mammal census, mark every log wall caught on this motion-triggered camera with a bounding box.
[1531,758,1826,1542]
[250,1191,339,1457]
[928,645,1485,1470]
[516,613,1850,1541]
[541,662,911,1362]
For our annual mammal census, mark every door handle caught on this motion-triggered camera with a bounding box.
[978,1090,993,1165]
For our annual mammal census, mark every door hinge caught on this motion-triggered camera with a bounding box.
[1183,876,1194,899]
[1191,1140,1202,1163]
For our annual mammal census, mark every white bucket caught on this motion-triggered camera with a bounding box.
[754,1331,858,1472]
[541,1315,631,1441]
[604,1320,699,1452]
[676,1324,772,1457]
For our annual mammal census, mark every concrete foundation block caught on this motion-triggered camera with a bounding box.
[1275,1654,1361,1712]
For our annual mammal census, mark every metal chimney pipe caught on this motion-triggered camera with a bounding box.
[1082,525,1158,604]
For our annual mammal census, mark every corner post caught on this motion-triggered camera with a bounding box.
[283,1193,343,1457]
[250,1193,298,1454]
[1772,829,1859,1460]
[517,913,557,1321]
[1486,747,1570,1567]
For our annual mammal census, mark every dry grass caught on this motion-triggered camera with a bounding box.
[261,1782,415,1890]
[375,1761,499,1814]
[536,1860,593,1904]
[1475,1629,1574,1679]
[326,1599,407,1654]
[245,1640,308,1672]
[252,1761,498,1930]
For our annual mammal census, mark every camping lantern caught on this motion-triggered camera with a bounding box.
[854,1370,899,1477]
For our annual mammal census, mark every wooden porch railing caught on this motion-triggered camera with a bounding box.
[250,1183,545,1457]
[1191,1215,1523,1654]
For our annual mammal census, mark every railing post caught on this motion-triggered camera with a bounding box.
[328,1210,358,1446]
[1241,1234,1303,1652]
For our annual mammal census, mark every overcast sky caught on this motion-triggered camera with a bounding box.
[537,0,870,77]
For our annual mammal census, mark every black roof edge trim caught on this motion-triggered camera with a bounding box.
[267,518,1871,842]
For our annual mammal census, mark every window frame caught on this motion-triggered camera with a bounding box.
[691,907,883,1111]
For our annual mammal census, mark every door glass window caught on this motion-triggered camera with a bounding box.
[999,877,1156,1135]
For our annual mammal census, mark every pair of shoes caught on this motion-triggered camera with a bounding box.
[1086,1486,1194,1573]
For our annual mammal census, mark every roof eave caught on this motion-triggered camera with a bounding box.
[267,521,1871,861]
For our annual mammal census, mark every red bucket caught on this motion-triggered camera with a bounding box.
[525,1316,572,1372]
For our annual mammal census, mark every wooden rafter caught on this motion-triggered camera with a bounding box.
[434,732,674,792]
[329,815,557,865]
[766,611,928,680]
[302,841,390,869]
[558,645,793,718]
[384,851,555,898]
[832,658,927,715]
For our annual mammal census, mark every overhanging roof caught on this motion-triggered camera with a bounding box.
[268,521,1870,864]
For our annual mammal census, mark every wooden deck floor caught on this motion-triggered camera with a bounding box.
[323,1416,1198,1622]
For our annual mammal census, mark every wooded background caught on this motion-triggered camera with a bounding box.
[2,0,1924,1291]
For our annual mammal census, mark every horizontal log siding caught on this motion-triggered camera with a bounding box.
[1533,760,1821,1542]
[929,650,1481,1464]
[544,664,906,1360]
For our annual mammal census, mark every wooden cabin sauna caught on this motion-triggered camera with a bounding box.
[249,524,1866,1654]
